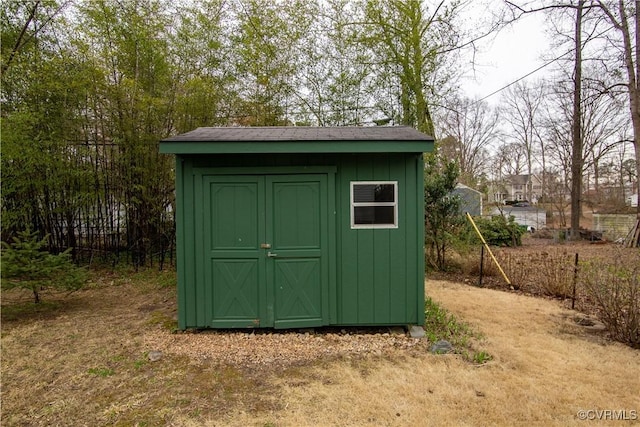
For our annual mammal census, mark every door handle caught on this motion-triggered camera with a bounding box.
[267,251,278,257]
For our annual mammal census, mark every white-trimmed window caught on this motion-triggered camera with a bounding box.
[350,181,398,229]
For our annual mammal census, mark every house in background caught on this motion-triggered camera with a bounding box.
[626,193,638,208]
[489,174,543,204]
[452,183,482,216]
[488,180,509,204]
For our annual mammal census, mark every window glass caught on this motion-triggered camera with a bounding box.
[351,181,397,228]
[354,206,395,224]
[353,184,395,203]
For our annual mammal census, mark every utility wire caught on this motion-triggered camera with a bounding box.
[475,48,574,103]
[475,23,617,103]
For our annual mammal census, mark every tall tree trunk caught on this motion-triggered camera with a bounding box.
[633,1,640,228]
[593,159,600,199]
[570,0,584,239]
[540,141,547,203]
[614,0,640,244]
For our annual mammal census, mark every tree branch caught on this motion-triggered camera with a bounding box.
[1,1,40,76]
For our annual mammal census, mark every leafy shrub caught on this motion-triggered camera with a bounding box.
[466,215,524,247]
[581,259,639,348]
[424,154,464,270]
[1,230,87,303]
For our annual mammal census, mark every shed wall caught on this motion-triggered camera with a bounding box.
[335,154,424,325]
[593,214,637,240]
[176,153,425,328]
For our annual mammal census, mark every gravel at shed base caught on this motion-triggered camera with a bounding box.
[144,328,431,369]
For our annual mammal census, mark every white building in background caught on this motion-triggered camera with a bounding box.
[490,206,547,230]
[627,193,638,208]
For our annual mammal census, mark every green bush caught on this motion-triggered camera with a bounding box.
[466,215,524,247]
[1,230,87,303]
[424,153,463,270]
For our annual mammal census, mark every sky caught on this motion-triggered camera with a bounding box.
[460,8,552,103]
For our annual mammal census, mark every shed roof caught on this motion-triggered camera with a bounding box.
[454,183,482,194]
[160,126,433,154]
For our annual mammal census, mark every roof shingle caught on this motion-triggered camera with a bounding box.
[162,126,433,142]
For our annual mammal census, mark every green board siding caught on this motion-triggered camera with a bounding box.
[335,154,422,325]
[175,152,425,329]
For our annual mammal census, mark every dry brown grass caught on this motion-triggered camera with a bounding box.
[207,280,639,427]
[2,269,639,426]
[488,241,640,345]
[1,270,278,426]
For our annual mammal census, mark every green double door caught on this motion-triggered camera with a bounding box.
[199,174,330,328]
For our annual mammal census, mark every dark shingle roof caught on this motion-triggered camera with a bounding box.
[508,174,532,185]
[162,126,433,142]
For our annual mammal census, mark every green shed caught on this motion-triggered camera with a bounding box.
[160,126,434,330]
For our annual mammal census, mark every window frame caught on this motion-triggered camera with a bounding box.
[350,181,398,229]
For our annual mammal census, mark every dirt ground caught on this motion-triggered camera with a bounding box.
[1,272,639,426]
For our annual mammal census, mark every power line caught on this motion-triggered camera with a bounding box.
[475,48,574,103]
[475,23,617,103]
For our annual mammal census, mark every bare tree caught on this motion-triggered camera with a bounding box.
[493,141,528,178]
[543,106,572,197]
[504,0,590,237]
[594,0,640,245]
[500,80,547,201]
[581,86,629,199]
[543,71,627,203]
[569,0,585,238]
[435,96,500,186]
